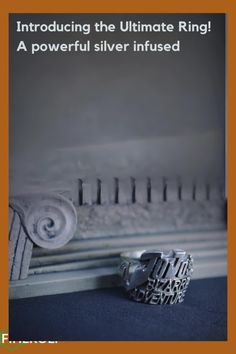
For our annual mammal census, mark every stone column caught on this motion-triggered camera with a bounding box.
[9,193,77,281]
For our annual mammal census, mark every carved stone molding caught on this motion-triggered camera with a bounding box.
[9,193,78,281]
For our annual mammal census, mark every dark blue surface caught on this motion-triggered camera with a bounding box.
[9,277,227,341]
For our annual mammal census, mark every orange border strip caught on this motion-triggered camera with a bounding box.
[0,1,235,353]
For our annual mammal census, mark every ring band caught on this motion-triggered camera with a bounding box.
[119,249,193,305]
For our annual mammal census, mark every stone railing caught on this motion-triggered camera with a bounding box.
[9,176,226,296]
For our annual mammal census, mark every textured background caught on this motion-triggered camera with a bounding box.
[9,277,227,341]
[9,13,225,194]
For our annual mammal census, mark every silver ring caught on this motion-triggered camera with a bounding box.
[119,249,193,305]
